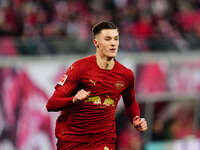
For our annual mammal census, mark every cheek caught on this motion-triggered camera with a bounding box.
[116,41,119,46]
[100,42,109,49]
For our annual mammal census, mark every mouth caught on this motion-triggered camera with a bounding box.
[110,48,116,52]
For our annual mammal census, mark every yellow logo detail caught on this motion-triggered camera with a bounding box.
[89,79,96,86]
[85,96,101,104]
[103,97,114,106]
[104,146,109,150]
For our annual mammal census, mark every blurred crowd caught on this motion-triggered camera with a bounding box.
[0,0,200,54]
[151,101,200,141]
[116,100,200,150]
[115,61,200,150]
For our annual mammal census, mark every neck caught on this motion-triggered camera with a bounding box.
[96,52,115,70]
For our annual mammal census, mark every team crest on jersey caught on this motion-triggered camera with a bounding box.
[115,81,124,90]
[58,74,68,86]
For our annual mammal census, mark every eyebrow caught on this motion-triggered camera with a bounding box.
[105,35,119,38]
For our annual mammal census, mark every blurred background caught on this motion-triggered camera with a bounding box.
[0,0,200,150]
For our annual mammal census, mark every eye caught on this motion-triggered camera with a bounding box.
[104,36,111,41]
[115,36,119,40]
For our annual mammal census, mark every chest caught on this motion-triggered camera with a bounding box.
[79,69,128,96]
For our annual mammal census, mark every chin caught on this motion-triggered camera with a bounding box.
[107,54,117,59]
[108,52,117,57]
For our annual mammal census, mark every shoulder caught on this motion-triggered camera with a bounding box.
[115,60,135,84]
[68,55,94,71]
[72,55,95,68]
[62,55,94,81]
[115,60,134,78]
[115,61,135,88]
[67,55,94,76]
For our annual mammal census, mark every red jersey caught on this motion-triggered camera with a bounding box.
[46,55,140,143]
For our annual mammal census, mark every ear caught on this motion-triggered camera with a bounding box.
[93,39,99,48]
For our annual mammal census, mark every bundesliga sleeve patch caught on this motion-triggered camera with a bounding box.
[58,74,68,86]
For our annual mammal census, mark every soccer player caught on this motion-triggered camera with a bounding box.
[46,21,148,150]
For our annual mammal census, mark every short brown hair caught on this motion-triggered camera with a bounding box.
[92,21,118,36]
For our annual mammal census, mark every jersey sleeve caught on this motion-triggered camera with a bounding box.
[46,62,80,112]
[122,70,140,123]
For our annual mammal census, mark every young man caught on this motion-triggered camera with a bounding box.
[46,21,147,150]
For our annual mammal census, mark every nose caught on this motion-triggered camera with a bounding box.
[110,40,115,47]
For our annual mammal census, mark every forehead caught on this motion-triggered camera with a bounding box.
[98,29,119,37]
